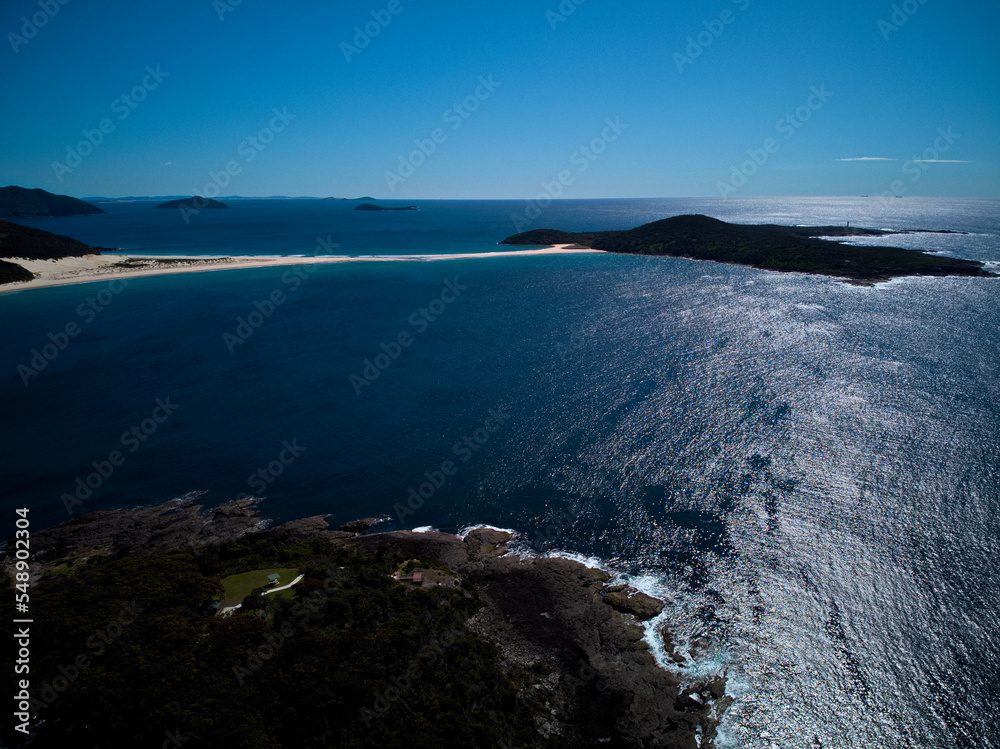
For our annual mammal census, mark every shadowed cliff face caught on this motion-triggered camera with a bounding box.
[501,214,994,284]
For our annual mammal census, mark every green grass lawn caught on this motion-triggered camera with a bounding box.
[219,567,299,606]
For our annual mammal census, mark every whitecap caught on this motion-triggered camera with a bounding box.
[457,523,518,538]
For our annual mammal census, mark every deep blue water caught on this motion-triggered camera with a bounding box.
[3,198,998,748]
[13,195,1000,261]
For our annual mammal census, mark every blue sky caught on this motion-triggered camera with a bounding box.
[1,0,997,199]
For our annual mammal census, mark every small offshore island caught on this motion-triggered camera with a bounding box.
[2,498,725,748]
[502,214,994,285]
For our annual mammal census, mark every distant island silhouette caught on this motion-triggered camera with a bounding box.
[155,197,229,210]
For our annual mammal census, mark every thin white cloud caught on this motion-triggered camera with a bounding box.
[837,157,969,163]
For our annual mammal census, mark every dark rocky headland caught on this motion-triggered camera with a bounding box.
[0,186,105,218]
[0,220,116,284]
[3,498,728,748]
[502,214,994,285]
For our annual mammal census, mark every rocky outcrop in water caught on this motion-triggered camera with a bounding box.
[602,583,666,620]
[349,528,725,747]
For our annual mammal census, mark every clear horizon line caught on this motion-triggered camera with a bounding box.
[67,193,997,202]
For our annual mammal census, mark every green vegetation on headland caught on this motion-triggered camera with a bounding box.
[501,214,995,284]
[0,186,105,218]
[4,540,533,749]
[155,197,230,209]
[219,567,299,606]
[1,539,540,749]
[2,499,725,748]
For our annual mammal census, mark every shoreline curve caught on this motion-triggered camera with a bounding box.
[0,245,597,294]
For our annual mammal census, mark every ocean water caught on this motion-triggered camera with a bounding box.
[2,197,998,748]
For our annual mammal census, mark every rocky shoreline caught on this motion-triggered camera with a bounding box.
[501,214,996,285]
[9,498,731,748]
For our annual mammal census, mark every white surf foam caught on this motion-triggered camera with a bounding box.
[456,523,518,539]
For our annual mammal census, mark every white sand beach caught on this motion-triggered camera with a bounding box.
[0,245,599,293]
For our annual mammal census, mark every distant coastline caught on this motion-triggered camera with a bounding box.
[154,197,229,210]
[3,210,995,294]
